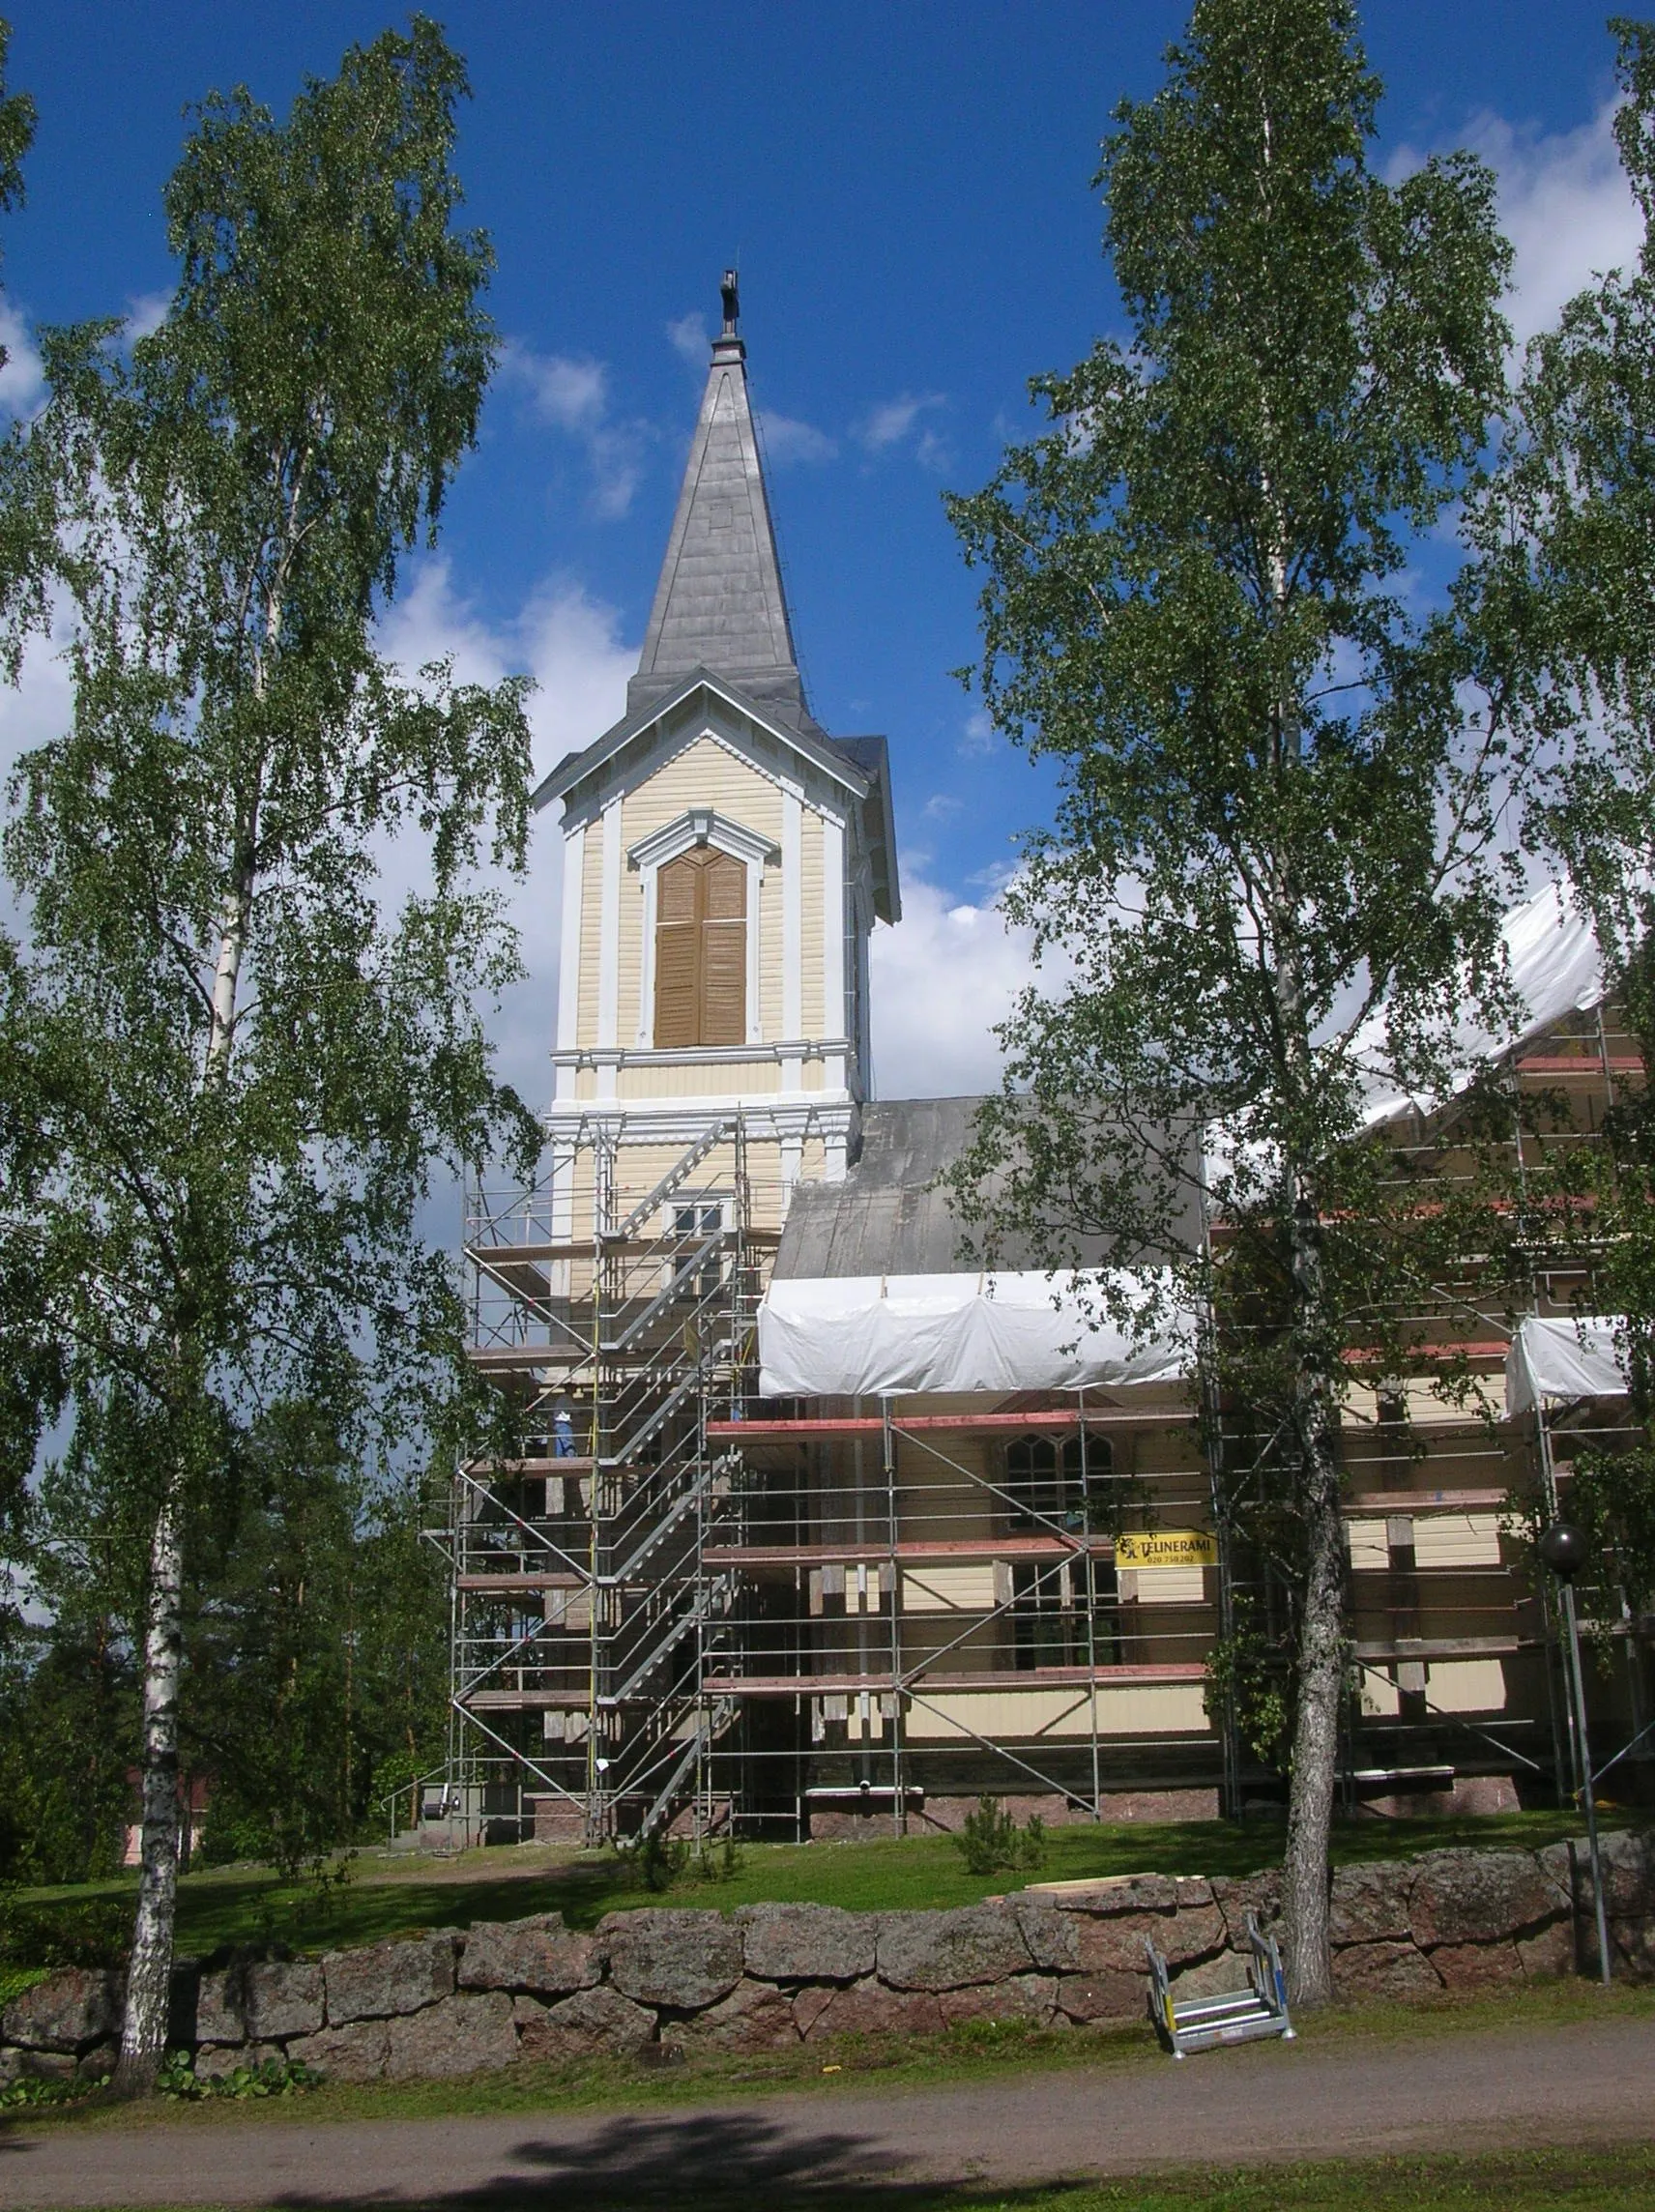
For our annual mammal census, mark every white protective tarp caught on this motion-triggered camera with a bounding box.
[1505,1315,1630,1417]
[758,1270,1192,1399]
[1357,880,1605,1129]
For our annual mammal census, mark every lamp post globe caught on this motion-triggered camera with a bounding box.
[1538,1522,1590,1584]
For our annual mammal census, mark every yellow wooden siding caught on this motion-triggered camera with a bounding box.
[615,1060,781,1099]
[1413,1514,1503,1569]
[1429,1658,1508,1711]
[1347,1519,1391,1571]
[905,1681,1209,1741]
[799,810,825,1036]
[759,863,783,1040]
[901,1563,997,1613]
[1118,1566,1205,1604]
[576,829,605,1051]
[1358,1666,1401,1717]
[623,735,783,845]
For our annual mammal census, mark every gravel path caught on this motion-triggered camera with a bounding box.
[1,2016,1651,2206]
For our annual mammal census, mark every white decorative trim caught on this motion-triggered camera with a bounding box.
[781,791,802,1082]
[555,821,585,1071]
[822,812,846,1042]
[626,806,778,1049]
[627,804,779,875]
[553,1036,853,1070]
[544,1098,858,1150]
[533,669,872,813]
[596,800,623,1094]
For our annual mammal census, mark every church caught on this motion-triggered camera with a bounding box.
[449,279,1645,1848]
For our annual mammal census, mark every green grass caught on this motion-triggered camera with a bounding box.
[16,2154,1655,2212]
[4,1806,1635,1964]
[21,2161,1655,2212]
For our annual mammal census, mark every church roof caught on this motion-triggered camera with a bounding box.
[773,1100,1205,1277]
[532,277,901,924]
[628,280,806,728]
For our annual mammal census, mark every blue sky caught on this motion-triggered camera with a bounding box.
[0,1,1641,1099]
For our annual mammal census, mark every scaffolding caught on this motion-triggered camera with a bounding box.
[445,1113,763,1845]
[434,999,1653,1847]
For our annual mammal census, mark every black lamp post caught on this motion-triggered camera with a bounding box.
[1539,1521,1612,1985]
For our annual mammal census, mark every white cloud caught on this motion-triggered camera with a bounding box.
[1391,96,1641,349]
[502,344,607,432]
[0,599,74,791]
[856,391,947,454]
[915,425,952,475]
[495,341,649,520]
[0,301,43,417]
[376,558,635,1106]
[667,311,709,367]
[869,865,1036,1100]
[124,292,170,344]
[1475,99,1642,344]
[758,410,837,465]
[958,710,999,759]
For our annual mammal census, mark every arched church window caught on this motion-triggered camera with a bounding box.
[1003,1431,1112,1529]
[655,849,745,1047]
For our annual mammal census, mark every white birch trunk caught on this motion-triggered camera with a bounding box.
[116,840,253,2088]
[112,1471,186,2095]
[1281,1196,1344,2008]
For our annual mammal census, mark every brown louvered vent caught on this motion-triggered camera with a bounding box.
[655,849,746,1047]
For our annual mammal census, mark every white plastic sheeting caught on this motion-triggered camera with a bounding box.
[757,1270,1192,1399]
[1505,1316,1629,1416]
[1357,881,1604,1129]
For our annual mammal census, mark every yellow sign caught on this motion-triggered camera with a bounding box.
[1115,1529,1218,1571]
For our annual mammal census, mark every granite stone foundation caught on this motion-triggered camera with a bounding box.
[4,1830,1647,2085]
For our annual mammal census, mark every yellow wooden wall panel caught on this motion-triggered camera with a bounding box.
[576,829,604,1051]
[1347,1518,1391,1571]
[1413,1514,1503,1569]
[799,810,825,1036]
[1428,1658,1508,1711]
[901,1563,997,1613]
[759,864,783,1041]
[905,1681,1210,1741]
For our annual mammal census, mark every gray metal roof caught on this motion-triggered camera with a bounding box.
[773,1099,1021,1279]
[629,330,802,724]
[773,1097,1203,1279]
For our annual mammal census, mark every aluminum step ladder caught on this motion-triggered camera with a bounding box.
[1145,1910,1294,2058]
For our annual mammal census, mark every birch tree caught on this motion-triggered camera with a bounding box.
[1483,19,1655,1615]
[0,20,535,2090]
[945,0,1518,2002]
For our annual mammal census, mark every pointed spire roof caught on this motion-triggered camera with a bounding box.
[627,273,811,727]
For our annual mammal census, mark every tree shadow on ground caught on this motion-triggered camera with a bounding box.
[270,2106,1060,2211]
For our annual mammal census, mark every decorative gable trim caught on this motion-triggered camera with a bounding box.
[533,669,871,816]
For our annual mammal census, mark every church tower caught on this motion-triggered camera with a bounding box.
[534,276,899,1234]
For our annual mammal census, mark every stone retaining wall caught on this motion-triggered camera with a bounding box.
[4,1830,1649,2086]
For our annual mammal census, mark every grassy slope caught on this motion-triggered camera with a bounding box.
[7,1807,1631,1961]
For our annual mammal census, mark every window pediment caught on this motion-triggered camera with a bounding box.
[627,807,780,876]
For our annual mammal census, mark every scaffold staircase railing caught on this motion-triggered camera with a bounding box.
[449,1112,759,1846]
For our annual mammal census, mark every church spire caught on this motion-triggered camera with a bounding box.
[628,272,808,725]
